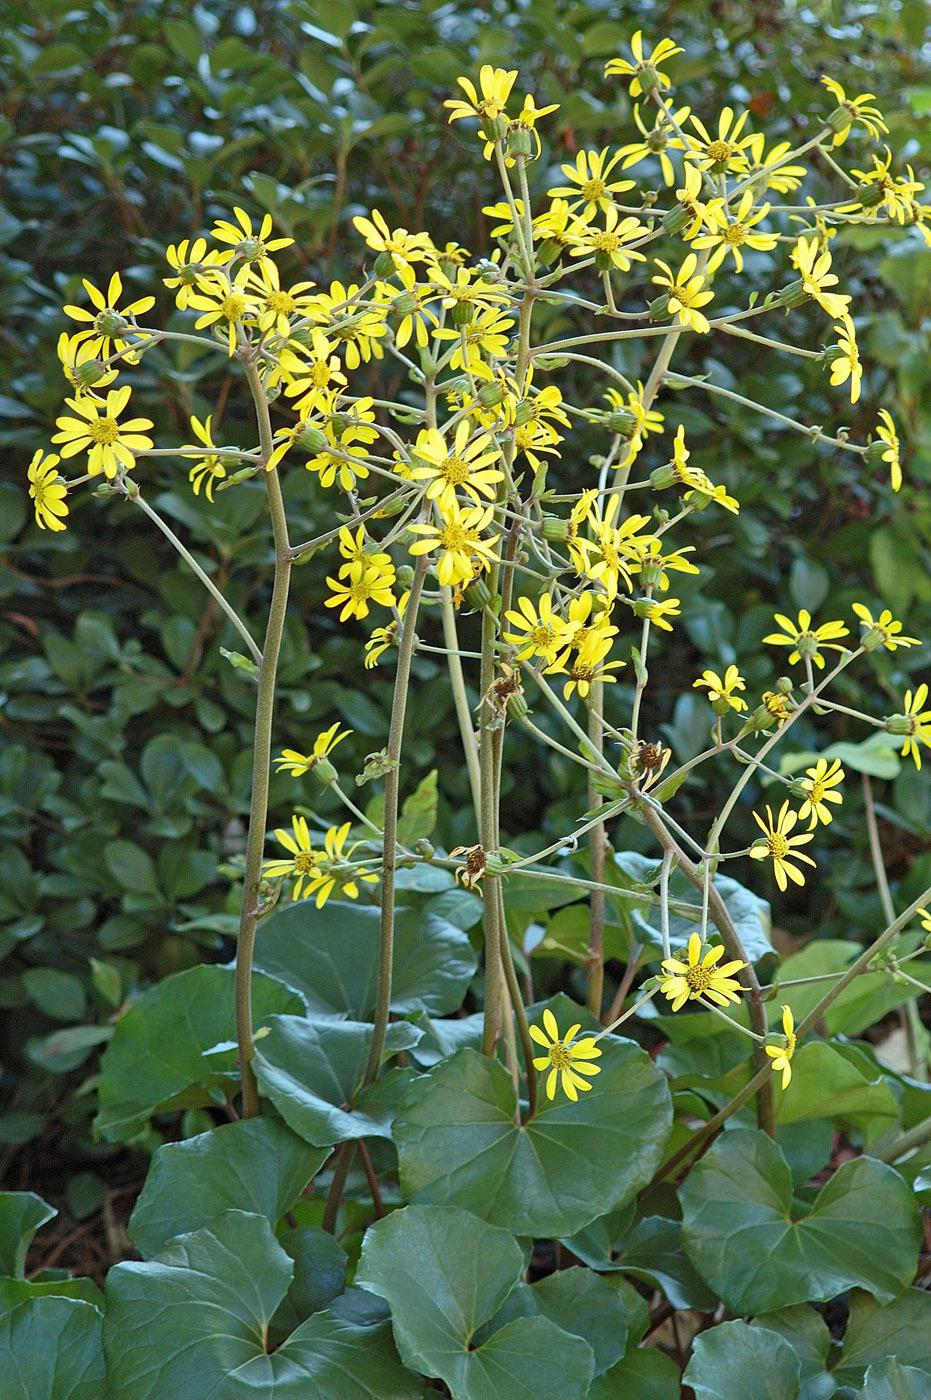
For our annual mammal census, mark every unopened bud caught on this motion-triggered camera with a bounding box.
[885,713,913,737]
[775,279,808,309]
[506,689,529,721]
[74,358,107,387]
[478,381,506,408]
[650,464,677,490]
[648,293,671,320]
[463,578,492,610]
[373,250,396,278]
[396,564,415,589]
[298,426,328,453]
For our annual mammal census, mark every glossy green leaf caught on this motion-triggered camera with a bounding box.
[253,900,477,1017]
[96,966,304,1142]
[104,1210,419,1398]
[755,1305,835,1400]
[680,1129,921,1312]
[588,1348,681,1399]
[478,1267,640,1375]
[129,1117,327,1256]
[395,1020,672,1237]
[683,1320,802,1400]
[861,1357,930,1400]
[777,1042,900,1142]
[357,1204,595,1400]
[833,1289,931,1388]
[0,1192,55,1277]
[253,1015,421,1146]
[0,1298,105,1399]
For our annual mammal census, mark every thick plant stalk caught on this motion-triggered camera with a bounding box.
[235,359,292,1118]
[362,555,429,1085]
[585,682,607,1015]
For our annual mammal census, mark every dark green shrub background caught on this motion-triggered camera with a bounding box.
[2,0,930,1225]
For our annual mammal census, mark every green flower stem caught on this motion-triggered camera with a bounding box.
[123,486,262,666]
[440,588,482,817]
[666,373,867,451]
[495,862,699,917]
[698,998,766,1043]
[864,773,928,1082]
[637,798,775,1135]
[586,682,607,1015]
[595,987,656,1041]
[362,553,429,1086]
[879,1112,931,1164]
[659,849,673,961]
[235,358,293,1118]
[524,669,616,776]
[650,881,931,1186]
[287,485,415,560]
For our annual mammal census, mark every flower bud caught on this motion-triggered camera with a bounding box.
[649,464,677,490]
[373,250,396,278]
[648,293,671,320]
[853,182,885,208]
[775,676,794,694]
[885,713,913,736]
[96,310,129,336]
[396,564,415,589]
[478,381,506,408]
[866,438,890,466]
[298,426,328,453]
[826,104,854,136]
[506,126,533,159]
[506,689,529,721]
[451,300,474,327]
[312,757,338,786]
[74,358,107,387]
[542,515,568,542]
[775,279,808,309]
[662,204,692,236]
[463,577,492,610]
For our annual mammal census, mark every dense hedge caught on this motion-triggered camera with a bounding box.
[2,0,931,1229]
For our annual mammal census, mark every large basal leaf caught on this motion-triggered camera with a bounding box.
[253,1015,421,1147]
[754,1306,835,1400]
[611,1215,719,1311]
[252,900,477,1018]
[777,1042,899,1143]
[683,1319,802,1400]
[588,1348,681,1399]
[104,1209,419,1398]
[394,1013,672,1238]
[129,1117,327,1257]
[0,1297,105,1400]
[96,966,304,1142]
[861,1357,930,1400]
[832,1289,931,1389]
[680,1129,921,1313]
[0,1192,55,1277]
[356,1204,595,1400]
[476,1267,643,1377]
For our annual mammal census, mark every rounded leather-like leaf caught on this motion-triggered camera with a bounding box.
[680,1129,921,1313]
[394,1033,672,1237]
[252,900,477,1018]
[356,1204,595,1400]
[129,1117,327,1257]
[0,1297,105,1400]
[104,1209,419,1398]
[683,1319,801,1400]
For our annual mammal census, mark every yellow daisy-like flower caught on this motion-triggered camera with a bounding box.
[852,603,919,652]
[761,690,793,725]
[52,385,154,480]
[873,410,902,492]
[687,106,756,174]
[408,502,499,589]
[660,931,747,1013]
[210,206,294,265]
[164,237,226,309]
[278,331,348,417]
[749,802,817,891]
[821,76,888,147]
[636,596,682,633]
[568,205,647,272]
[274,723,352,778]
[762,609,849,669]
[444,66,518,125]
[300,822,378,909]
[604,31,683,98]
[797,757,845,829]
[409,420,503,514]
[548,147,636,218]
[56,331,117,397]
[27,451,69,532]
[693,665,748,714]
[828,316,861,404]
[791,237,851,320]
[691,190,778,274]
[615,101,691,187]
[325,560,396,622]
[503,592,574,664]
[651,254,714,334]
[243,260,317,339]
[890,685,931,771]
[262,815,321,901]
[186,268,258,356]
[765,1005,797,1088]
[529,1008,602,1102]
[63,271,155,362]
[181,414,228,502]
[352,209,433,268]
[546,627,625,701]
